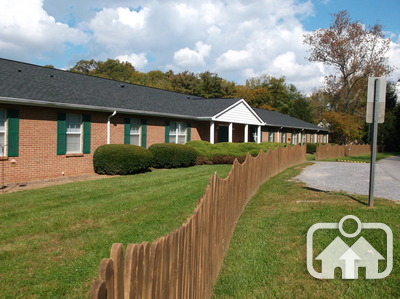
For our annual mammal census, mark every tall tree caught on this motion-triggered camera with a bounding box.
[304,10,392,115]
[376,83,400,151]
[304,10,393,143]
[236,75,314,122]
[95,59,136,82]
[69,59,98,74]
[69,59,136,82]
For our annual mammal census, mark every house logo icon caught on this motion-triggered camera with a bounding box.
[307,215,393,279]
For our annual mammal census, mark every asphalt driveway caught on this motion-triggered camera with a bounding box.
[295,156,400,201]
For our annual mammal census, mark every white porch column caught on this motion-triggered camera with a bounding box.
[257,126,262,143]
[228,123,233,142]
[244,124,248,142]
[210,121,215,144]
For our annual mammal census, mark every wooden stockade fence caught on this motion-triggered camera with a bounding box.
[90,145,306,299]
[315,144,370,161]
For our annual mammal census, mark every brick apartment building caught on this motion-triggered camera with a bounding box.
[0,58,328,184]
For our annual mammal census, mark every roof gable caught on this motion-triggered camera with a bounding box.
[213,99,264,125]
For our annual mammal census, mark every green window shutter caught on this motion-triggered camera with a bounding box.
[186,122,191,142]
[7,109,19,157]
[259,128,263,142]
[124,118,130,144]
[141,119,147,148]
[164,121,170,143]
[82,114,91,154]
[57,112,66,155]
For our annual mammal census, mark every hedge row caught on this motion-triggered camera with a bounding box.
[186,140,288,165]
[149,143,198,169]
[93,143,198,175]
[93,144,153,175]
[195,155,246,165]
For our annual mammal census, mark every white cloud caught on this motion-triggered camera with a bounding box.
[115,52,148,69]
[173,41,211,68]
[388,37,400,82]
[0,0,86,59]
[2,0,400,95]
[216,50,253,71]
[88,7,150,49]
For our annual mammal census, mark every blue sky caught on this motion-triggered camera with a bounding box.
[304,0,400,34]
[0,0,399,93]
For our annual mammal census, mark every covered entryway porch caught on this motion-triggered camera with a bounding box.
[205,99,264,144]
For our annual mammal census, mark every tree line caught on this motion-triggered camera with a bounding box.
[67,58,315,124]
[64,10,399,150]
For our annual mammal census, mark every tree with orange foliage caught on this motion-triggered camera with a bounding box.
[304,10,393,143]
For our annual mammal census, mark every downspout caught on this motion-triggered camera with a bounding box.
[107,111,117,144]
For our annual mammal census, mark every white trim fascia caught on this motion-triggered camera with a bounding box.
[0,97,200,120]
[264,122,329,132]
[211,99,265,125]
[0,96,328,132]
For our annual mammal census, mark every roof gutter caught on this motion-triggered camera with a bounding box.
[264,123,329,132]
[0,96,200,120]
[0,96,330,132]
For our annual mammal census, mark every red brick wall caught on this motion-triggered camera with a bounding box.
[0,105,109,184]
[0,104,328,184]
[0,106,210,184]
[108,116,204,147]
[233,124,245,143]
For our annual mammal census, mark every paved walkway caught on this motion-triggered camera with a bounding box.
[377,155,400,182]
[295,156,400,201]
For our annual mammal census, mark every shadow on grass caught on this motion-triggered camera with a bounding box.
[303,187,368,206]
[343,194,368,206]
[303,187,327,193]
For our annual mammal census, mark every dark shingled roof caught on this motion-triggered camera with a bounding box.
[0,58,327,132]
[0,58,239,119]
[254,108,328,132]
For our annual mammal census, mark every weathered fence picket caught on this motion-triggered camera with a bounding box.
[91,145,306,299]
[315,144,370,160]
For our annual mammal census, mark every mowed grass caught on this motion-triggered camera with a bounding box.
[0,165,231,298]
[325,152,400,163]
[212,163,400,299]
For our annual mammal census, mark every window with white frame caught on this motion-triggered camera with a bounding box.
[66,113,82,153]
[292,132,298,144]
[268,132,274,142]
[0,110,5,155]
[129,118,141,146]
[169,121,187,144]
[310,134,315,143]
[281,132,286,143]
[301,133,306,144]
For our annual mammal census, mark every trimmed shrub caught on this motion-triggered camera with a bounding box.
[187,140,289,165]
[210,154,245,165]
[149,143,198,168]
[93,144,153,175]
[186,140,286,158]
[195,155,246,165]
[306,143,318,154]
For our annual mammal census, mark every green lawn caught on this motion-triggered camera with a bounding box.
[212,164,400,298]
[0,165,231,298]
[324,152,400,163]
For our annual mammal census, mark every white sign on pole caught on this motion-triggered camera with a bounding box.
[366,77,386,123]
